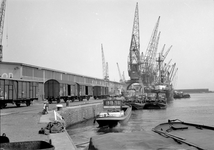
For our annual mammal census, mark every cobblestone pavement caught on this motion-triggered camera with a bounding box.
[0,101,50,143]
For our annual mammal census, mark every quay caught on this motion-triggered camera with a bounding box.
[1,98,201,150]
[0,99,103,150]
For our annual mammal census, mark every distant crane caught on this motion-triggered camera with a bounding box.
[0,0,7,62]
[161,45,172,62]
[117,62,123,83]
[142,16,160,74]
[105,62,109,80]
[169,63,176,82]
[101,44,109,81]
[122,71,126,82]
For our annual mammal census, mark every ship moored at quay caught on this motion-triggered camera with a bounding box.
[2,1,213,150]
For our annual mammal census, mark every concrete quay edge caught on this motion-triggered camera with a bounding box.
[40,110,77,150]
[40,102,103,150]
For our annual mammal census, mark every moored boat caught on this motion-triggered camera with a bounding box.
[174,91,191,99]
[153,119,214,150]
[131,101,145,110]
[143,90,167,109]
[95,99,132,128]
[124,95,145,110]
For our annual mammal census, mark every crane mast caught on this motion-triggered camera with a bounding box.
[117,62,123,83]
[101,44,106,79]
[150,31,161,73]
[0,0,6,62]
[101,44,109,81]
[122,71,126,82]
[105,62,109,81]
[140,16,160,86]
[128,3,140,80]
[143,16,160,73]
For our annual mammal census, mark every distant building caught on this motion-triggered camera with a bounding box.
[175,89,213,93]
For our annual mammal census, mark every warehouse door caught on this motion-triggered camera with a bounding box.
[68,85,71,96]
[86,86,88,95]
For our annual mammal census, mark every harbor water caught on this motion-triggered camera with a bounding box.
[67,93,214,149]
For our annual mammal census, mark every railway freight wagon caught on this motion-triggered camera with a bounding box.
[93,86,109,99]
[45,79,76,103]
[76,83,93,101]
[44,79,93,103]
[0,78,39,109]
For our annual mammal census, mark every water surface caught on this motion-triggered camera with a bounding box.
[67,93,214,148]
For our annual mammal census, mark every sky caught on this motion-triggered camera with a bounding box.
[2,0,214,90]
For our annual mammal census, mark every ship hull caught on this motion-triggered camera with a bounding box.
[96,105,132,128]
[153,119,214,150]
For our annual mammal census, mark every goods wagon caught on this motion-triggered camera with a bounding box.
[44,79,76,103]
[0,77,39,109]
[44,79,93,103]
[93,86,109,99]
[76,83,93,101]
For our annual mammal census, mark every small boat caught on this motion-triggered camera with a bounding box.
[174,91,191,99]
[153,119,214,150]
[131,101,145,110]
[143,90,167,109]
[95,99,132,128]
[143,100,166,109]
[124,95,145,110]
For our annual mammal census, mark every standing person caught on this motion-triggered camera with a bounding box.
[42,100,49,114]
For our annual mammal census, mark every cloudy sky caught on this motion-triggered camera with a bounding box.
[2,0,214,90]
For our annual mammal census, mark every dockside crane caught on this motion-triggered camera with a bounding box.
[156,45,172,77]
[105,62,109,81]
[160,44,165,57]
[161,45,172,62]
[169,63,176,83]
[101,44,109,81]
[171,68,178,83]
[0,0,6,62]
[150,31,161,73]
[122,71,126,82]
[117,62,123,83]
[142,16,160,73]
[171,68,178,88]
[162,59,172,78]
[140,16,160,86]
[128,2,141,81]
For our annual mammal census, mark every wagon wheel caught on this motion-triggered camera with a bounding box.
[0,104,4,109]
[1,103,7,108]
[16,103,21,107]
[26,101,31,106]
[57,99,60,103]
[87,97,90,101]
[78,97,81,101]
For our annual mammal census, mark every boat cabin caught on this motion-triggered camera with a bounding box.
[98,99,124,117]
[146,90,167,102]
[103,99,122,110]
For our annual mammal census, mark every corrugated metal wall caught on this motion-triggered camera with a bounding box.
[62,73,69,81]
[34,69,43,78]
[23,66,33,77]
